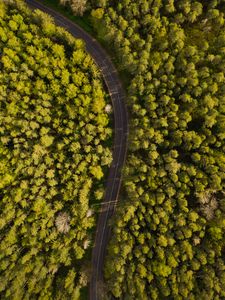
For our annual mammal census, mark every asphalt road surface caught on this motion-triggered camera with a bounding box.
[25,1,129,299]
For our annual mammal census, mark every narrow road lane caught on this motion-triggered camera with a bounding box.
[25,1,128,299]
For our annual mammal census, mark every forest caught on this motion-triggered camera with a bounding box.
[1,0,225,299]
[0,1,112,299]
[61,0,225,299]
[87,0,225,299]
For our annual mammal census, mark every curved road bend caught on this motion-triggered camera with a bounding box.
[26,1,129,299]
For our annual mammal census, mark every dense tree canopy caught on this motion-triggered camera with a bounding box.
[1,0,225,298]
[88,0,225,299]
[0,1,112,299]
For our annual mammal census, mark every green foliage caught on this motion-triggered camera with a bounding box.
[60,0,87,16]
[81,0,225,299]
[91,8,104,19]
[0,1,112,298]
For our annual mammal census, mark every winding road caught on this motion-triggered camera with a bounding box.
[26,1,128,299]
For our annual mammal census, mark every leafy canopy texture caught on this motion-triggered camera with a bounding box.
[60,0,87,16]
[87,0,225,299]
[0,1,112,299]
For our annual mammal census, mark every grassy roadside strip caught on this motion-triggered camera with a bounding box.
[41,0,93,33]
